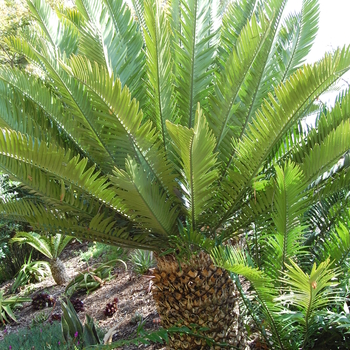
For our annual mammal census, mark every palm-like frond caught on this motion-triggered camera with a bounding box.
[232,0,287,140]
[143,0,176,145]
[67,57,178,195]
[279,258,339,347]
[166,105,219,230]
[174,0,216,128]
[263,162,307,278]
[208,12,272,163]
[0,66,85,153]
[277,0,320,83]
[102,0,146,105]
[110,157,179,236]
[0,199,157,250]
[216,48,350,229]
[27,0,79,55]
[301,121,350,183]
[219,0,258,61]
[319,221,350,269]
[10,231,56,259]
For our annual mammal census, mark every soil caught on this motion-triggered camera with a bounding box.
[0,241,166,350]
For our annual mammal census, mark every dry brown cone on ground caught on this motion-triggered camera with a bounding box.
[152,252,247,350]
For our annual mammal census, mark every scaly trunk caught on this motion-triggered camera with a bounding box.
[152,252,247,349]
[49,258,70,285]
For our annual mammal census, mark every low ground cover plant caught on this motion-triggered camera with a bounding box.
[11,253,50,293]
[0,291,31,324]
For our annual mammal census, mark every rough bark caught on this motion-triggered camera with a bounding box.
[49,258,70,285]
[152,252,247,349]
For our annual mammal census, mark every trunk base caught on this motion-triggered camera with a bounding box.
[50,258,70,285]
[152,252,247,349]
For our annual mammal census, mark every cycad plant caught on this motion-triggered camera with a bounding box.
[0,0,350,348]
[10,232,73,285]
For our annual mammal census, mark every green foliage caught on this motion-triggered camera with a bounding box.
[10,231,73,260]
[65,259,126,297]
[79,242,127,263]
[61,298,101,347]
[0,0,347,255]
[212,162,350,350]
[129,249,155,275]
[11,253,50,292]
[0,290,31,324]
[0,321,64,349]
[86,325,236,349]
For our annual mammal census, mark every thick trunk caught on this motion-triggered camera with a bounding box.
[49,258,70,285]
[152,252,247,349]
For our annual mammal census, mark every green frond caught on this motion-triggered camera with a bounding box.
[208,12,272,163]
[211,245,288,350]
[279,258,339,346]
[54,234,74,257]
[320,221,350,269]
[57,6,85,29]
[166,105,219,230]
[10,231,53,259]
[111,158,179,236]
[27,0,79,56]
[74,0,137,87]
[219,0,258,61]
[143,0,176,146]
[130,0,147,35]
[212,246,272,290]
[67,56,178,198]
[0,199,158,250]
[0,154,100,217]
[5,40,124,173]
[220,185,274,239]
[295,90,350,163]
[278,0,320,83]
[174,0,217,128]
[311,165,350,209]
[306,192,347,234]
[301,121,350,184]
[230,0,286,141]
[0,129,130,216]
[264,162,308,278]
[103,0,146,105]
[0,67,85,153]
[216,47,350,229]
[266,89,350,176]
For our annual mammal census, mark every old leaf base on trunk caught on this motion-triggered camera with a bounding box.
[49,257,70,285]
[152,252,247,349]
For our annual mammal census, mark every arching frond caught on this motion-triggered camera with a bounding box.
[166,105,219,230]
[279,258,339,347]
[27,0,79,55]
[278,0,320,83]
[216,47,350,229]
[143,0,176,146]
[208,12,272,164]
[174,0,217,128]
[10,231,54,259]
[263,162,308,279]
[111,158,179,236]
